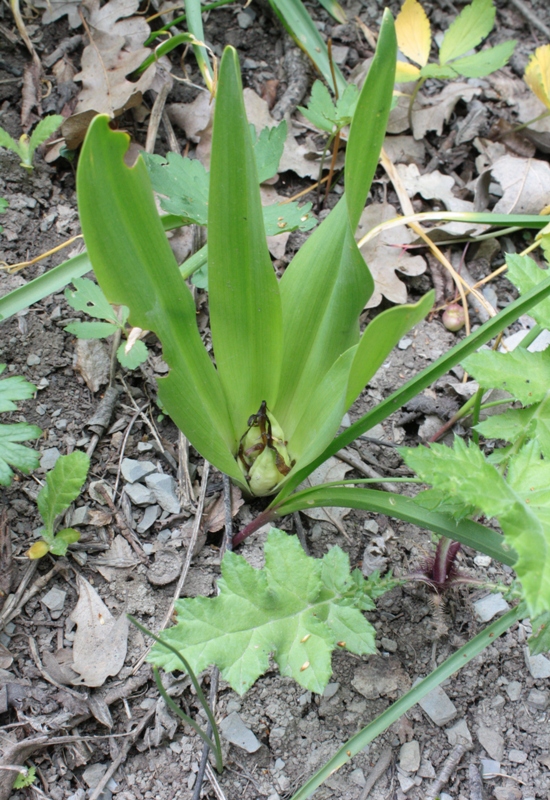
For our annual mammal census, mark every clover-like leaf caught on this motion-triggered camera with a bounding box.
[149,529,377,694]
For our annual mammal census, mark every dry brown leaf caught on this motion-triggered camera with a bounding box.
[491,155,550,214]
[73,339,110,393]
[395,164,474,212]
[357,203,426,308]
[299,457,352,531]
[204,486,244,533]
[63,0,156,147]
[35,0,83,28]
[410,82,481,140]
[70,574,128,687]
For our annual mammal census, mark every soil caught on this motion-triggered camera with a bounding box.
[1,0,550,799]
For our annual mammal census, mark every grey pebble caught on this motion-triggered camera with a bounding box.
[473,592,509,622]
[398,337,412,350]
[137,505,160,533]
[477,725,504,761]
[137,441,153,452]
[219,711,262,753]
[527,688,549,710]
[508,749,527,764]
[322,682,339,699]
[417,683,457,726]
[381,637,398,652]
[505,681,522,702]
[124,482,155,507]
[120,458,156,484]
[26,353,40,366]
[480,758,500,779]
[41,587,66,619]
[446,718,472,746]
[399,740,420,773]
[349,768,365,787]
[145,473,181,513]
[524,647,550,679]
[70,506,90,526]
[40,447,61,471]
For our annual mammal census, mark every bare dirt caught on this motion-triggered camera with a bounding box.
[2,1,550,799]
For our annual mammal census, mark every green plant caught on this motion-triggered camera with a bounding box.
[0,197,7,234]
[0,364,41,486]
[26,451,90,559]
[77,13,437,499]
[12,765,36,789]
[395,0,515,120]
[0,115,64,171]
[64,278,149,369]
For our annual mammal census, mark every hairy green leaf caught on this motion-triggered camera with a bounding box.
[37,451,90,535]
[0,422,42,486]
[475,395,550,456]
[439,0,495,64]
[149,529,378,694]
[450,41,515,77]
[65,278,120,323]
[419,63,460,80]
[144,152,209,225]
[0,364,37,412]
[0,126,18,154]
[506,254,550,329]
[462,347,550,405]
[298,81,358,133]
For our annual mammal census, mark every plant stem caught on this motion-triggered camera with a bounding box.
[289,605,522,800]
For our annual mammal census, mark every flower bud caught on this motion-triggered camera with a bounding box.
[237,402,294,496]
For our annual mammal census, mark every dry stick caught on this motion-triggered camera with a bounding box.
[425,741,469,800]
[145,80,172,154]
[508,0,550,39]
[336,448,400,494]
[0,235,83,273]
[178,430,196,509]
[132,461,211,674]
[468,763,483,800]
[87,706,157,800]
[358,746,392,800]
[112,401,150,500]
[0,560,67,631]
[95,484,149,564]
[162,108,180,155]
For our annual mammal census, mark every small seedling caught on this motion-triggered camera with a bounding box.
[0,197,7,233]
[0,115,64,171]
[0,364,41,486]
[26,450,90,559]
[64,277,148,369]
[12,765,36,789]
[298,81,359,135]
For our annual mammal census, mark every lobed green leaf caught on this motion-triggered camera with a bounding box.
[0,423,42,486]
[462,347,550,406]
[0,365,37,413]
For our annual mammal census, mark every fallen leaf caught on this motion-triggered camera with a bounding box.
[395,163,474,212]
[96,534,138,582]
[491,155,550,214]
[411,82,481,140]
[299,456,352,531]
[357,203,426,308]
[73,339,110,393]
[69,574,128,687]
[35,0,83,28]
[204,485,244,533]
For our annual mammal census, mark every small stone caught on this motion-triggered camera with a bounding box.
[82,763,107,788]
[397,770,416,792]
[418,761,435,779]
[26,353,41,366]
[331,45,349,65]
[473,593,510,622]
[349,768,366,786]
[474,555,491,567]
[137,505,160,533]
[219,711,261,753]
[399,740,420,773]
[120,458,157,484]
[439,794,453,800]
[88,480,113,504]
[41,587,66,619]
[398,337,412,350]
[147,548,183,586]
[237,8,255,28]
[524,647,550,679]
[137,441,153,452]
[446,718,472,746]
[494,787,522,800]
[417,684,457,726]
[477,725,504,761]
[322,682,339,699]
[341,413,351,427]
[508,749,527,764]
[124,482,155,506]
[40,447,61,471]
[145,473,181,513]
[505,681,522,702]
[70,506,90,526]
[363,519,379,534]
[480,758,500,779]
[491,694,506,709]
[527,688,549,710]
[381,637,398,653]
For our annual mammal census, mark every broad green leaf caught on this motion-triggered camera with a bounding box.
[0,127,18,155]
[439,0,495,64]
[262,201,316,236]
[529,611,550,654]
[505,254,550,329]
[49,527,80,555]
[346,9,396,232]
[183,0,213,89]
[395,0,431,68]
[208,47,283,437]
[524,44,550,110]
[251,120,287,183]
[116,339,148,369]
[37,451,90,534]
[346,292,434,407]
[475,395,550,457]
[298,80,338,133]
[0,422,42,486]
[149,529,377,694]
[65,321,119,339]
[28,115,64,159]
[450,41,515,78]
[418,62,458,80]
[77,115,243,485]
[0,365,37,412]
[267,0,347,95]
[65,277,120,323]
[462,347,550,406]
[143,152,209,224]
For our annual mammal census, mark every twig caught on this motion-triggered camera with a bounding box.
[132,462,210,674]
[425,741,469,800]
[468,763,483,800]
[94,485,149,564]
[112,401,150,500]
[336,448,400,494]
[0,560,67,631]
[293,511,310,555]
[145,79,172,154]
[508,0,550,39]
[178,430,196,510]
[204,762,228,800]
[358,746,392,800]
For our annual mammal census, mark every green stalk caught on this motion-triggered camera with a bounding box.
[146,0,234,44]
[290,605,522,800]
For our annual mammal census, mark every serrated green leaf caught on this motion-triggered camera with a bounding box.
[0,422,42,486]
[28,114,64,159]
[462,347,550,406]
[37,451,90,535]
[0,365,37,412]
[476,396,550,457]
[335,83,359,124]
[439,0,495,64]
[117,338,148,369]
[65,321,119,339]
[143,152,209,225]
[149,529,376,694]
[529,611,550,654]
[450,41,515,78]
[505,254,550,329]
[251,120,287,183]
[298,80,338,133]
[65,278,119,323]
[0,126,19,156]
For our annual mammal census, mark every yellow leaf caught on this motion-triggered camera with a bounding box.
[26,541,50,560]
[395,61,421,83]
[395,0,431,68]
[525,44,550,110]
